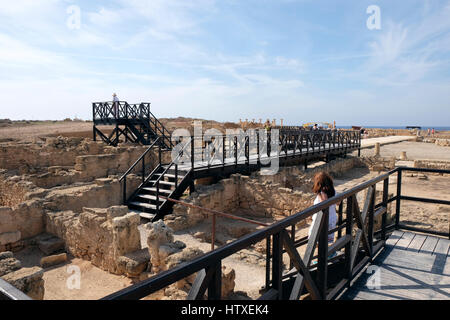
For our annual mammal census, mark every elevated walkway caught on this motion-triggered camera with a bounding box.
[121,130,361,221]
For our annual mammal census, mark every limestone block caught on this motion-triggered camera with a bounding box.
[40,253,67,268]
[38,237,65,255]
[0,207,13,234]
[1,267,45,300]
[221,266,236,298]
[117,249,150,277]
[0,231,21,246]
[0,251,14,260]
[107,206,129,220]
[0,257,22,277]
[165,247,204,270]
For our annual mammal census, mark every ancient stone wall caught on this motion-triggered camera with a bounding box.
[0,175,141,251]
[0,251,45,300]
[45,206,141,274]
[0,137,103,172]
[414,159,450,170]
[0,136,170,189]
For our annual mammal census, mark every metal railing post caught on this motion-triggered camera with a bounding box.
[222,135,226,167]
[142,155,145,184]
[368,185,375,258]
[382,178,389,241]
[271,233,282,299]
[175,163,178,189]
[345,196,353,288]
[122,177,127,204]
[395,169,402,228]
[256,131,260,165]
[234,136,238,166]
[207,261,222,300]
[265,236,271,291]
[191,136,195,170]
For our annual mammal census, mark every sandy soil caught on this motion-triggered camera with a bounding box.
[0,118,239,143]
[357,141,450,161]
[14,246,132,300]
[0,122,93,142]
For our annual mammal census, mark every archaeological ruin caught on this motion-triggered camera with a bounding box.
[1,103,449,301]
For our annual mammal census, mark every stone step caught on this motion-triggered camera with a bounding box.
[38,236,65,256]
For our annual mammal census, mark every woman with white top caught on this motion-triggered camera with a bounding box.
[308,172,337,245]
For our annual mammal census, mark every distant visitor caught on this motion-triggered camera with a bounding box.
[112,93,119,118]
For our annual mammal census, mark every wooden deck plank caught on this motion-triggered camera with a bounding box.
[381,248,448,274]
[433,238,450,256]
[444,258,450,275]
[385,230,404,247]
[406,234,427,252]
[420,236,439,254]
[343,233,450,300]
[344,259,450,300]
[394,232,415,250]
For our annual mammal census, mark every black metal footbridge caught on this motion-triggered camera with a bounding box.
[100,102,361,221]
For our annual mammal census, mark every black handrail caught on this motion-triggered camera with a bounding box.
[119,137,161,182]
[153,137,193,213]
[120,137,162,204]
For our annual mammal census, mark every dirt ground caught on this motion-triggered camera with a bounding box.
[14,246,132,300]
[357,141,450,161]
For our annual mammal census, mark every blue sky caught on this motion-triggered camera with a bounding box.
[0,0,449,126]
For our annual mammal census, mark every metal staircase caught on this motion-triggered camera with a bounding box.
[128,164,192,221]
[120,137,194,222]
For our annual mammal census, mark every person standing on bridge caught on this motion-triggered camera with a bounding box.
[112,93,119,118]
[308,172,338,249]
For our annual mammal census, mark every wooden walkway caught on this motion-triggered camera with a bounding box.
[343,230,450,300]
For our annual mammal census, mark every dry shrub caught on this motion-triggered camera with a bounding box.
[0,179,26,208]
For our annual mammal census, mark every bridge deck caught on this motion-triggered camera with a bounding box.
[177,143,355,170]
[343,230,450,300]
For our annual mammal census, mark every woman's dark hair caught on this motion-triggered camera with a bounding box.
[312,172,335,198]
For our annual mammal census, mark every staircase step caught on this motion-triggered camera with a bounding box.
[136,194,163,202]
[154,173,185,179]
[139,212,156,220]
[142,187,172,194]
[129,202,157,210]
[149,180,176,186]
